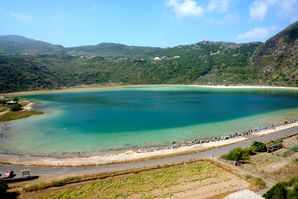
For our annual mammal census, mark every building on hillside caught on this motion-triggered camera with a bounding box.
[153,57,162,61]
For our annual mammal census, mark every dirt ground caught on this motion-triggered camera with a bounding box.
[240,135,298,182]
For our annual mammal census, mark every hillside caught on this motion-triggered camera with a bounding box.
[0,21,297,92]
[251,21,298,86]
[0,35,64,54]
[0,42,260,92]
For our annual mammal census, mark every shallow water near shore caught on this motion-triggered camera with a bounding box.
[1,85,298,156]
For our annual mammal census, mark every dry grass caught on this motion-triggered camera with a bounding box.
[0,110,43,122]
[271,159,298,181]
[20,160,249,199]
[0,106,8,112]
[245,175,266,190]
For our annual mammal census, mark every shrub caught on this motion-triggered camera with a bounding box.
[263,183,287,199]
[0,99,7,105]
[10,103,22,111]
[0,179,8,196]
[12,97,19,102]
[245,175,266,189]
[288,183,298,199]
[250,141,267,153]
[225,147,250,161]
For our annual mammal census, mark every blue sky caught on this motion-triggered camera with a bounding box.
[0,0,297,47]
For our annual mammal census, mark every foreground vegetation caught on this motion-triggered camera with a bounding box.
[8,135,297,198]
[263,176,298,199]
[223,141,267,162]
[19,160,249,199]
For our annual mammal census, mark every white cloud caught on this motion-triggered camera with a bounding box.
[207,0,232,12]
[248,0,298,20]
[249,1,268,20]
[9,12,31,21]
[207,14,240,25]
[166,0,203,18]
[279,0,298,21]
[237,26,278,41]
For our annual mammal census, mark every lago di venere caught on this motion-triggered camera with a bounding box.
[1,86,298,156]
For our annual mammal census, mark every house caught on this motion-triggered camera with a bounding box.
[153,57,162,61]
[6,100,17,105]
[267,142,283,153]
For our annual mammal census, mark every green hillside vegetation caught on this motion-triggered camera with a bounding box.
[251,21,298,86]
[0,20,297,92]
[0,35,63,55]
[0,42,260,92]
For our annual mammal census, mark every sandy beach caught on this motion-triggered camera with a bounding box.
[3,84,298,96]
[0,121,297,167]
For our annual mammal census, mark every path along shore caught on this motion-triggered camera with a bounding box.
[0,120,297,169]
[0,124,297,175]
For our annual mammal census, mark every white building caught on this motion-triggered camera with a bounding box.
[225,189,264,199]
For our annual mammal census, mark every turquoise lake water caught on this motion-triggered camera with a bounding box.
[1,86,298,156]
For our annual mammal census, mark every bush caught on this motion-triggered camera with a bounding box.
[288,183,298,199]
[250,141,267,152]
[0,179,8,196]
[225,147,250,161]
[10,103,22,111]
[263,183,288,199]
[0,99,7,105]
[12,97,19,102]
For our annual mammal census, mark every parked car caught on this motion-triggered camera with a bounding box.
[3,170,15,179]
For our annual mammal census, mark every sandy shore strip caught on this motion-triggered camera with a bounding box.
[22,101,34,111]
[0,121,297,167]
[3,84,298,96]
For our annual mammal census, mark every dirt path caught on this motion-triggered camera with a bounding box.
[0,110,9,116]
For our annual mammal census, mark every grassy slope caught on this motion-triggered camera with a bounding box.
[0,111,43,122]
[0,106,8,112]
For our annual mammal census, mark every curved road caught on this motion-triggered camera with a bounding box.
[1,127,297,175]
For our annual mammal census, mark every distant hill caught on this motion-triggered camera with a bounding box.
[66,43,164,59]
[251,21,298,86]
[0,35,64,54]
[0,20,297,92]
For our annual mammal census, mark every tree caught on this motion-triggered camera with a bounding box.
[225,147,250,161]
[10,103,22,111]
[263,183,288,199]
[0,179,8,196]
[12,97,19,102]
[250,141,267,152]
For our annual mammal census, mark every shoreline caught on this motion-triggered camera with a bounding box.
[0,120,297,167]
[3,84,298,96]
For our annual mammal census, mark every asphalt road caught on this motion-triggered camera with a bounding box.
[0,126,297,175]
